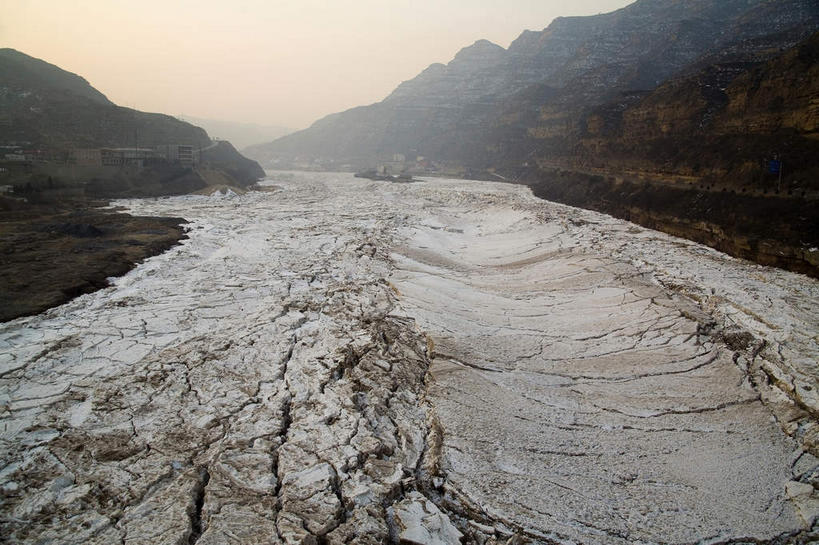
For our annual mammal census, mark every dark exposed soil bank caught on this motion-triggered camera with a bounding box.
[522,168,819,279]
[0,199,187,322]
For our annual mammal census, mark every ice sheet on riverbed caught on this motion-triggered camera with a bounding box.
[389,184,819,543]
[0,172,817,544]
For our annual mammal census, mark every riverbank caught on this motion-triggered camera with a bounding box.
[513,167,819,279]
[0,197,186,322]
[0,156,263,322]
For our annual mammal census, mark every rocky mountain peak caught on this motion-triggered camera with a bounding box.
[384,39,507,105]
[451,39,506,63]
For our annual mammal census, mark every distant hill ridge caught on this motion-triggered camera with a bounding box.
[0,49,264,189]
[0,48,112,105]
[176,116,294,151]
[0,48,212,150]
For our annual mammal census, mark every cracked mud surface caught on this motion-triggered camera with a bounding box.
[1,172,817,544]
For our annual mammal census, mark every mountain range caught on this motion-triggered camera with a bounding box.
[245,0,819,276]
[247,0,818,175]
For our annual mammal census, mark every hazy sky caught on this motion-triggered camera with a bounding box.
[1,0,632,129]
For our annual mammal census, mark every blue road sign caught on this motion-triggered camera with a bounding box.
[769,160,781,174]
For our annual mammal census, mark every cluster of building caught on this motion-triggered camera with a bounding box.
[70,145,195,168]
[1,144,197,168]
[1,145,46,163]
[377,153,435,175]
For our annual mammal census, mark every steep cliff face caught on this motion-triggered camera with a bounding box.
[200,140,266,185]
[719,37,819,137]
[570,32,819,193]
[510,33,819,278]
[247,0,819,170]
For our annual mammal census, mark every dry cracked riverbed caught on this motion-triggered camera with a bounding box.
[1,172,818,544]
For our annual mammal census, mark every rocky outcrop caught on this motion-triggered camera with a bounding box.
[200,140,266,186]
